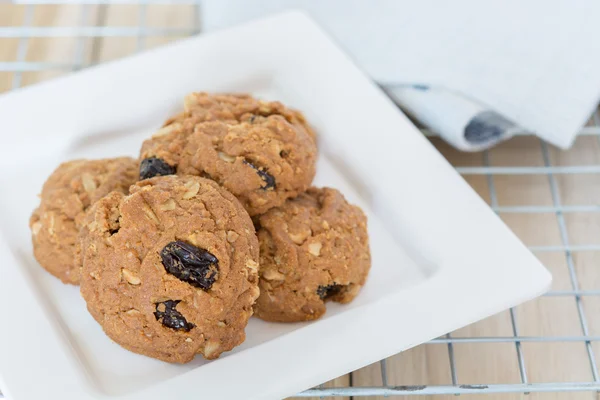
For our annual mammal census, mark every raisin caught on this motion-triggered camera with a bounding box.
[108,218,120,235]
[317,284,343,300]
[200,171,214,180]
[243,160,276,190]
[160,241,219,290]
[252,217,262,232]
[139,157,176,180]
[154,300,194,331]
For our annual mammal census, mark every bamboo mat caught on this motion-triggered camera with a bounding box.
[1,4,599,400]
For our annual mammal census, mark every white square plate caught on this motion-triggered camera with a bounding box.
[0,11,551,400]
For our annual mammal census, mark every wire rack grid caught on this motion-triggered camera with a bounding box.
[2,3,600,399]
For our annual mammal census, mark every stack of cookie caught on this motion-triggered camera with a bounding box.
[29,93,371,363]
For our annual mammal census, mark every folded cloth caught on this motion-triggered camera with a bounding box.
[202,0,600,149]
[385,85,523,151]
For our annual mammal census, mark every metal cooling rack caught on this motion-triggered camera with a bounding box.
[2,3,600,398]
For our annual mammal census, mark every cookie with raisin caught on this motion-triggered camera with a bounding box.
[254,187,371,322]
[79,175,259,363]
[139,93,317,216]
[29,157,138,284]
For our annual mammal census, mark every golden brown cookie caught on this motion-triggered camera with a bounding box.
[139,93,317,216]
[79,175,260,363]
[29,157,138,284]
[254,187,371,322]
[169,92,316,142]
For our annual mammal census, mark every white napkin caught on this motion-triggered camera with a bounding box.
[201,0,600,149]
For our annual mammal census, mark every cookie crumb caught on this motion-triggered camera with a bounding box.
[121,268,141,285]
[308,242,322,257]
[160,199,176,211]
[182,181,200,199]
[262,269,285,281]
[226,231,239,243]
[218,152,236,163]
